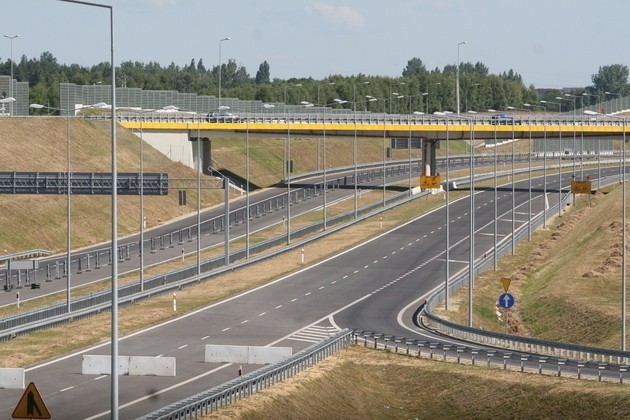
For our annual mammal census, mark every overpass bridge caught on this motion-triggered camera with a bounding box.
[117,112,628,140]
[116,112,627,179]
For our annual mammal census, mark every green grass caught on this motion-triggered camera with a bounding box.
[209,345,630,420]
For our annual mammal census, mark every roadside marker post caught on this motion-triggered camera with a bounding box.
[499,291,514,334]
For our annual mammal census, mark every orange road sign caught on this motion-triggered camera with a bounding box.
[12,382,51,419]
[501,277,511,293]
[571,180,592,194]
[420,175,442,189]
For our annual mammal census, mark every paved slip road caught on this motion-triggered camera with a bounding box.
[0,164,618,418]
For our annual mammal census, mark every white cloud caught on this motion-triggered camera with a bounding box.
[308,3,366,31]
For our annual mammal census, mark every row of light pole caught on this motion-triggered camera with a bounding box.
[18,5,630,410]
[285,78,468,116]
[217,37,230,109]
[3,34,19,116]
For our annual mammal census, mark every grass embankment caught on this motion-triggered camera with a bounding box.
[0,118,225,252]
[205,345,630,420]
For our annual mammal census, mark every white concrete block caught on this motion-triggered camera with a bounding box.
[0,368,25,389]
[205,345,249,364]
[82,355,130,375]
[248,347,292,365]
[128,356,176,377]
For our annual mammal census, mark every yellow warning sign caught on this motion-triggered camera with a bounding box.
[12,382,51,419]
[571,180,592,194]
[501,277,511,293]
[420,175,442,189]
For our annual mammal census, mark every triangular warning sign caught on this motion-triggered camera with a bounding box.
[12,382,51,419]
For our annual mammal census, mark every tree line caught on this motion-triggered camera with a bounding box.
[1,52,627,114]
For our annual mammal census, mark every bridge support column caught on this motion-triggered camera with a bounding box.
[190,136,212,175]
[422,140,440,176]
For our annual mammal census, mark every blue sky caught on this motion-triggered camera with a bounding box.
[2,0,628,89]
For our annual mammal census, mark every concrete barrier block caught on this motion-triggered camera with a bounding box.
[82,355,130,375]
[128,356,176,377]
[205,345,249,364]
[0,368,25,389]
[249,346,292,365]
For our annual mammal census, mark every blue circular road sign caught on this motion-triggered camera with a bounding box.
[498,293,515,309]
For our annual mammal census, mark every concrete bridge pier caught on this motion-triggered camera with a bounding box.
[190,136,212,175]
[422,139,439,176]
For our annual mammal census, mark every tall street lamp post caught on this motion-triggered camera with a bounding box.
[3,34,19,116]
[284,83,302,105]
[389,81,405,114]
[29,103,73,312]
[456,41,467,115]
[585,110,627,350]
[30,102,106,307]
[540,100,561,113]
[317,81,335,107]
[564,93,583,116]
[353,81,369,112]
[432,82,441,114]
[582,92,601,109]
[218,37,230,109]
[464,83,479,113]
[59,1,118,417]
[605,91,622,114]
[605,91,621,98]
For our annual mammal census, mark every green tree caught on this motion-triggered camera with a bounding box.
[402,57,427,77]
[591,64,629,96]
[255,61,270,84]
[473,62,489,76]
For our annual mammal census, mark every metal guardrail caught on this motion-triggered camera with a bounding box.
[142,322,630,419]
[352,331,630,383]
[139,329,353,420]
[115,111,629,128]
[422,173,630,365]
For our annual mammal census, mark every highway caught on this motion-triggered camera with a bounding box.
[0,161,619,418]
[0,161,422,306]
[0,153,531,307]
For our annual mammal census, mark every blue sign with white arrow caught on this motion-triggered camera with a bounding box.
[499,293,515,309]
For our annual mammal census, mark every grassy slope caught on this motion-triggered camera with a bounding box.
[0,118,227,253]
[209,346,630,420]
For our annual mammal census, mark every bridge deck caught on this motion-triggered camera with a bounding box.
[117,114,627,140]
